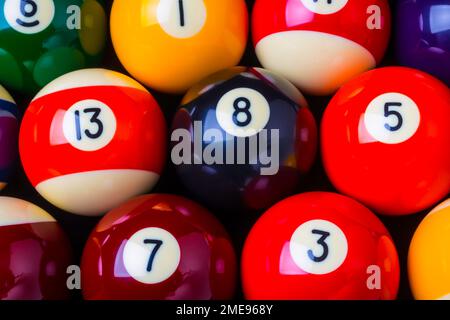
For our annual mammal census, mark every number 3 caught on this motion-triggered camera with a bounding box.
[307,229,330,262]
[290,219,348,275]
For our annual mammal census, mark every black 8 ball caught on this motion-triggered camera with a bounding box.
[170,67,318,212]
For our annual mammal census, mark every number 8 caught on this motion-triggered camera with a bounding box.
[232,97,252,127]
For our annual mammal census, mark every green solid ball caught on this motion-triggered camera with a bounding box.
[0,0,107,94]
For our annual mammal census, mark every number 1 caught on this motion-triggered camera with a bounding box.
[74,110,82,141]
[143,239,163,272]
[178,0,185,26]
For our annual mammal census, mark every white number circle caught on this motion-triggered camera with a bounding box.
[157,0,207,39]
[4,0,55,34]
[62,99,117,152]
[123,227,181,284]
[216,87,270,138]
[290,219,348,275]
[300,0,348,15]
[364,92,421,144]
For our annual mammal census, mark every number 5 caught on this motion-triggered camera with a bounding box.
[384,102,403,132]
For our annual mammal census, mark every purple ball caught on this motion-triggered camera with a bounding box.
[396,0,450,85]
[0,89,19,190]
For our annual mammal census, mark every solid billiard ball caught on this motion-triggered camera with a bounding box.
[322,67,450,215]
[0,197,72,300]
[408,199,450,300]
[110,0,248,94]
[81,194,237,300]
[0,85,19,191]
[252,0,391,95]
[241,192,400,300]
[396,0,450,86]
[170,67,317,211]
[19,69,167,216]
[0,0,107,94]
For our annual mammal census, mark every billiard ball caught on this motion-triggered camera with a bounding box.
[110,0,248,94]
[0,197,72,300]
[396,0,450,86]
[170,67,317,212]
[0,85,19,191]
[241,192,400,300]
[19,69,167,216]
[408,199,450,300]
[322,67,450,215]
[0,0,107,94]
[252,0,391,95]
[81,194,237,300]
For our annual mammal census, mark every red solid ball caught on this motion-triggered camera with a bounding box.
[0,197,72,300]
[81,194,237,300]
[241,192,400,300]
[322,67,450,215]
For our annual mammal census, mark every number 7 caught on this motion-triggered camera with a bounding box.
[143,239,163,272]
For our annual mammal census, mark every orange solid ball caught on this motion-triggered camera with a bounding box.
[110,0,248,94]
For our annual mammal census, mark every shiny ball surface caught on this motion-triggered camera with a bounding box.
[19,69,167,216]
[396,0,450,86]
[0,85,19,191]
[110,0,248,94]
[0,0,107,94]
[81,194,237,300]
[241,192,400,300]
[322,67,450,215]
[0,197,72,300]
[252,0,391,95]
[170,67,317,212]
[408,199,450,300]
